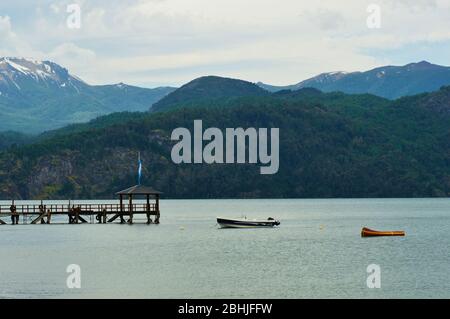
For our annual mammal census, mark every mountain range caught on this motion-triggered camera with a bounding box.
[0,57,175,133]
[1,83,450,199]
[2,58,450,135]
[257,61,450,99]
[2,58,450,199]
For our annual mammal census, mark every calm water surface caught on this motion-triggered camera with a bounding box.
[1,198,450,299]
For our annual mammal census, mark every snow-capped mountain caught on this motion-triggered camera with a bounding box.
[293,71,350,88]
[0,57,86,97]
[257,71,351,93]
[0,57,175,133]
[258,61,450,99]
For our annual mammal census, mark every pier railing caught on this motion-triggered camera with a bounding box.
[0,203,157,216]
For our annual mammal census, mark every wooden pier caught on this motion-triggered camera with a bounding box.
[0,185,162,226]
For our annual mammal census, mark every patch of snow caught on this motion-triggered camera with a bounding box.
[42,63,54,74]
[5,58,31,75]
[376,70,385,78]
[36,69,51,79]
[10,78,21,90]
[68,79,80,93]
[328,71,346,75]
[23,57,43,65]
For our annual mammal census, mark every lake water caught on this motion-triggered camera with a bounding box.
[1,198,450,299]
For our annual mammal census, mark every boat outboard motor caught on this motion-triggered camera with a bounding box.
[268,217,281,226]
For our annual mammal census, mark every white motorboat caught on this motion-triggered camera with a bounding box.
[217,217,280,228]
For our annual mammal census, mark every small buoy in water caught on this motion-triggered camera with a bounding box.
[319,225,324,230]
[179,226,185,231]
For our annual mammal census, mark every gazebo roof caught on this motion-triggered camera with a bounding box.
[116,185,163,196]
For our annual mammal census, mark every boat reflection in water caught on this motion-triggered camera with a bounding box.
[217,217,280,229]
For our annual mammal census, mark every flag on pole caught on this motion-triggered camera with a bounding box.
[138,152,142,185]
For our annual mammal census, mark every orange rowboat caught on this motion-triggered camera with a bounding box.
[361,227,405,237]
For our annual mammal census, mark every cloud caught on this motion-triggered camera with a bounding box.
[300,8,347,31]
[1,0,450,87]
[49,42,96,63]
[0,15,40,57]
[47,42,97,82]
[50,3,61,14]
[0,16,17,49]
[0,15,13,33]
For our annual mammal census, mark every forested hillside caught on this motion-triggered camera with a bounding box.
[1,87,450,199]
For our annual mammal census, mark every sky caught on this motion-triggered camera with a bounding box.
[1,0,450,88]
